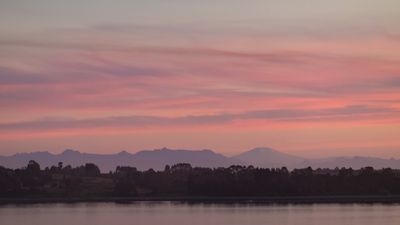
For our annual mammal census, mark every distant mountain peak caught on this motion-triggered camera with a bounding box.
[148,147,172,152]
[248,147,276,153]
[117,150,130,155]
[2,147,400,172]
[233,147,304,168]
[238,147,292,157]
[199,149,215,154]
[61,149,81,155]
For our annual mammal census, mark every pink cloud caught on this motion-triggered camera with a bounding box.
[1,23,400,155]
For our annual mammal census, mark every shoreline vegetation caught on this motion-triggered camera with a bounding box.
[2,196,400,205]
[2,160,400,204]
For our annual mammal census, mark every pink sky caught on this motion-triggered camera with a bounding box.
[0,0,400,157]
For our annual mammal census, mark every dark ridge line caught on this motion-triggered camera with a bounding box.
[2,196,400,205]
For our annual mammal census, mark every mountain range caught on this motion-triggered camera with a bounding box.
[1,147,400,172]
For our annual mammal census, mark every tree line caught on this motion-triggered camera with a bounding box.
[1,160,400,198]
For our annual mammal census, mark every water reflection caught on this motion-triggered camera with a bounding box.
[1,202,400,225]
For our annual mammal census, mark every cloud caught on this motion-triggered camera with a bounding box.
[0,67,54,85]
[52,60,164,78]
[0,60,163,86]
[0,105,397,132]
[1,22,399,135]
[38,22,400,43]
[0,37,307,64]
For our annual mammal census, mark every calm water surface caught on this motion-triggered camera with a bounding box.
[1,202,400,225]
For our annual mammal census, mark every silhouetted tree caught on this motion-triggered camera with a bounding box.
[27,160,40,174]
[84,163,100,176]
[2,161,400,198]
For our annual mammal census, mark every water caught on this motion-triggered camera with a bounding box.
[1,202,400,225]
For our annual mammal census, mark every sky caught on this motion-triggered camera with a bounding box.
[0,0,400,157]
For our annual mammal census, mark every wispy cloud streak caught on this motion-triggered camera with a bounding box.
[0,105,397,132]
[1,1,400,155]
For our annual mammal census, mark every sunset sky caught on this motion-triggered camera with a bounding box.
[1,0,400,157]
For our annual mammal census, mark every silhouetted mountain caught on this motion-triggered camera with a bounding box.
[0,149,134,172]
[131,148,239,170]
[0,148,239,172]
[232,147,305,168]
[1,147,400,172]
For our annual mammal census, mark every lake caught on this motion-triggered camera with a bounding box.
[1,202,400,225]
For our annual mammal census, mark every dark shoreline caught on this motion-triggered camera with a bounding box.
[2,196,400,205]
